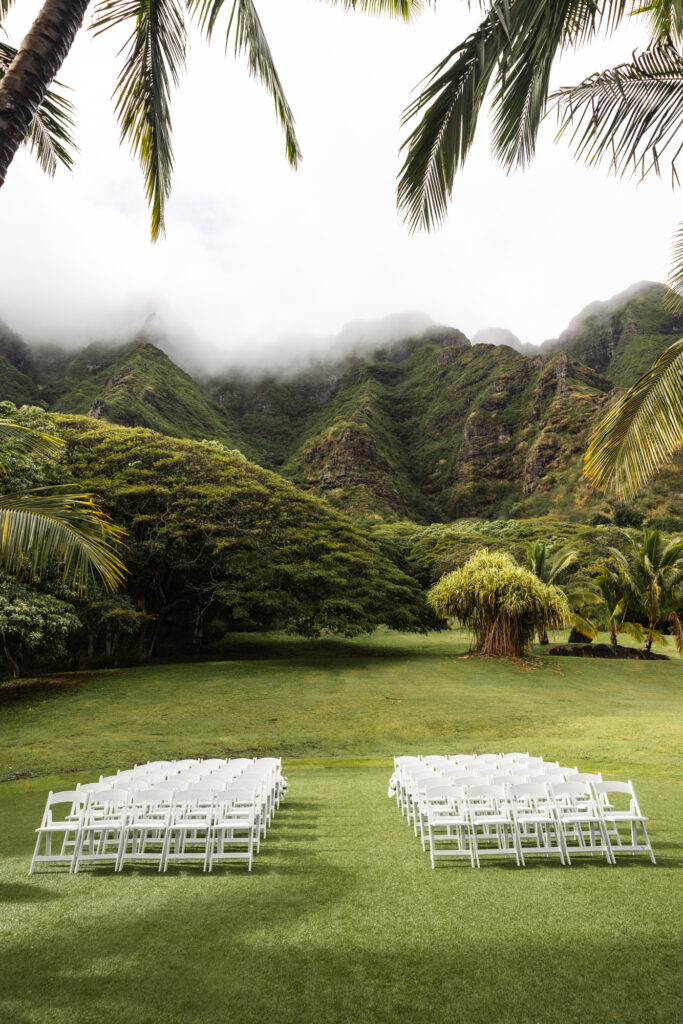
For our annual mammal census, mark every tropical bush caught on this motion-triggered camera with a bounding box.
[610,528,683,655]
[0,575,80,678]
[428,550,569,658]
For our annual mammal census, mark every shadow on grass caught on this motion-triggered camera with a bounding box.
[0,908,679,1024]
[0,882,61,903]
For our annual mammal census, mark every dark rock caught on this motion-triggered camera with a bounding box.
[547,643,668,660]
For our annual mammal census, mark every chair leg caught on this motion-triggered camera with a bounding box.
[29,833,43,876]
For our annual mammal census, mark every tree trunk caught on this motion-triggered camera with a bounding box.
[539,628,549,646]
[609,622,617,649]
[0,0,90,186]
[3,642,21,679]
[641,634,653,654]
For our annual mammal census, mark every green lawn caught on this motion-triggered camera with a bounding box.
[1,631,681,1024]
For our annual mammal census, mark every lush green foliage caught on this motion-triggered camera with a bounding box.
[428,550,569,657]
[0,632,681,1023]
[1,286,681,524]
[0,575,79,678]
[0,404,126,594]
[59,416,437,655]
[610,528,683,653]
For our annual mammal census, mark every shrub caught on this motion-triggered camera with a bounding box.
[428,549,570,657]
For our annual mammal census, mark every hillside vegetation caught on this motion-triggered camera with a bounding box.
[1,282,682,522]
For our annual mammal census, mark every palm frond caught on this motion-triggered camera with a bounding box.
[583,339,683,496]
[0,42,77,176]
[188,0,301,168]
[324,0,426,20]
[0,489,127,593]
[397,9,504,232]
[569,611,599,639]
[553,44,683,183]
[397,0,633,230]
[93,0,187,241]
[666,219,683,308]
[0,420,64,461]
[632,0,683,45]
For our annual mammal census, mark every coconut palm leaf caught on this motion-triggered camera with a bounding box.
[189,0,301,168]
[666,220,683,308]
[552,44,683,183]
[633,0,683,45]
[583,339,683,496]
[0,42,77,176]
[93,0,187,241]
[0,489,127,593]
[396,8,505,232]
[325,0,426,19]
[0,419,64,461]
[397,0,633,231]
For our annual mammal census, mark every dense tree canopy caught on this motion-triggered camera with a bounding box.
[60,416,438,654]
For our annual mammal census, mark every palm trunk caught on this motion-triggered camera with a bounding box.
[0,0,90,186]
[609,621,617,649]
[641,634,653,654]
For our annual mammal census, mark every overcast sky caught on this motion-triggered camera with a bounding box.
[1,0,681,370]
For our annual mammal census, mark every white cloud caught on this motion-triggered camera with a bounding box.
[0,0,680,369]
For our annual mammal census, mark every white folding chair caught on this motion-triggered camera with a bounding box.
[466,785,522,868]
[508,783,567,866]
[593,781,655,864]
[72,790,131,873]
[116,789,174,871]
[426,787,474,868]
[551,781,613,865]
[160,790,215,871]
[29,791,88,874]
[208,792,256,871]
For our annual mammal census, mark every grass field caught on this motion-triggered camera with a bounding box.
[1,630,681,1024]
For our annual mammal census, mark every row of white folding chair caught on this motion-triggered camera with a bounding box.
[397,763,581,832]
[411,770,604,840]
[30,785,262,874]
[31,760,287,874]
[80,786,258,872]
[424,779,654,868]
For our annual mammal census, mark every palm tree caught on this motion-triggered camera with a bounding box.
[0,420,126,593]
[525,540,583,643]
[594,568,628,650]
[0,0,421,240]
[609,527,683,655]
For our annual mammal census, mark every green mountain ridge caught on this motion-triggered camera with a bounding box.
[1,282,681,523]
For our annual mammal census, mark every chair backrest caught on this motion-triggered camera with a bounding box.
[422,756,449,767]
[42,791,88,825]
[77,783,113,795]
[508,782,550,799]
[466,783,506,797]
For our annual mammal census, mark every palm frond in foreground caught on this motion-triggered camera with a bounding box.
[0,489,127,594]
[583,339,683,497]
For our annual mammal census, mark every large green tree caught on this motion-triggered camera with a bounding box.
[0,0,420,239]
[61,416,438,656]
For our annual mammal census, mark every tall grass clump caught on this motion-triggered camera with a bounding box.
[428,549,570,657]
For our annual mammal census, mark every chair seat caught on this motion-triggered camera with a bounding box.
[35,823,78,833]
[603,811,647,821]
[430,816,468,827]
[471,814,510,826]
